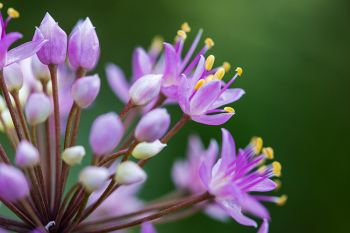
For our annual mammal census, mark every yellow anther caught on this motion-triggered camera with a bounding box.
[150,35,164,52]
[0,3,3,9]
[215,67,225,80]
[277,195,288,206]
[262,147,274,160]
[205,55,215,71]
[250,136,263,154]
[205,74,215,82]
[272,161,282,177]
[274,179,282,190]
[194,79,206,91]
[181,22,191,33]
[177,30,187,39]
[235,67,243,76]
[258,165,267,174]
[205,37,215,48]
[7,7,20,18]
[224,107,235,113]
[223,62,231,72]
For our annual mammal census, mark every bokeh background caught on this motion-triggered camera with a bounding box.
[1,0,350,232]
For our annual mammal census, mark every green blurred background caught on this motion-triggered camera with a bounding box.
[1,0,350,232]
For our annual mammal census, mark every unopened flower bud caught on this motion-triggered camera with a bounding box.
[68,18,100,70]
[71,74,100,108]
[0,164,30,202]
[25,93,52,125]
[129,74,162,106]
[135,108,170,142]
[15,140,40,168]
[89,112,124,156]
[79,166,109,192]
[115,161,147,185]
[62,146,86,166]
[33,13,67,65]
[132,140,166,160]
[3,63,23,92]
[31,55,50,82]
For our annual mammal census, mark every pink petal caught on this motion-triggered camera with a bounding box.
[191,112,234,125]
[248,179,277,192]
[220,128,236,168]
[258,219,269,233]
[210,88,245,109]
[163,43,179,86]
[241,195,270,220]
[0,32,22,67]
[177,74,191,113]
[105,63,130,103]
[219,200,257,227]
[141,222,157,233]
[132,47,152,81]
[190,80,221,115]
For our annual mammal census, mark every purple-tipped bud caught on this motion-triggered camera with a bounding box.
[0,163,30,202]
[15,140,40,168]
[31,55,50,82]
[89,112,124,156]
[135,108,170,142]
[3,63,23,92]
[115,161,147,185]
[25,93,52,125]
[129,74,162,105]
[33,13,67,65]
[68,18,100,70]
[79,166,109,192]
[71,74,100,108]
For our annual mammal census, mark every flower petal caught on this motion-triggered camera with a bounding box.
[220,128,236,168]
[105,63,130,103]
[248,178,277,192]
[6,39,47,67]
[258,219,269,233]
[162,42,179,86]
[141,222,157,233]
[177,74,191,113]
[0,32,23,68]
[190,80,221,115]
[132,47,152,81]
[210,88,245,109]
[218,200,257,227]
[199,162,210,189]
[191,112,234,125]
[240,195,270,220]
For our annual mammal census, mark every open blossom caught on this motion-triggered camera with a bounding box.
[199,129,285,231]
[0,5,285,232]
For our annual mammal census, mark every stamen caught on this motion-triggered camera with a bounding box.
[262,147,274,159]
[277,195,288,206]
[0,3,3,9]
[250,136,263,154]
[235,67,243,76]
[274,179,282,190]
[223,62,231,72]
[214,67,225,80]
[205,74,215,82]
[181,22,191,32]
[194,79,206,90]
[177,30,187,39]
[224,107,235,113]
[205,55,215,71]
[205,37,215,48]
[272,161,282,177]
[7,7,20,18]
[150,36,164,51]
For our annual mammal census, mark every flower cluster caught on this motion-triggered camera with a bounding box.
[0,4,286,233]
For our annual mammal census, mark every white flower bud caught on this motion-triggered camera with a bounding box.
[15,140,40,168]
[31,54,50,82]
[25,93,52,125]
[3,63,23,92]
[62,146,86,166]
[115,161,147,185]
[132,140,166,160]
[79,166,109,192]
[1,110,14,129]
[0,96,6,112]
[129,74,162,106]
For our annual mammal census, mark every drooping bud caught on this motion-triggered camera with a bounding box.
[31,55,50,82]
[25,93,52,125]
[33,13,67,65]
[132,140,166,160]
[135,108,170,142]
[0,164,30,202]
[71,74,100,108]
[89,112,124,156]
[3,63,23,92]
[115,161,147,185]
[15,140,40,168]
[129,74,162,106]
[68,18,100,70]
[62,146,86,166]
[79,166,109,192]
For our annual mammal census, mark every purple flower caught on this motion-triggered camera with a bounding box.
[0,163,30,202]
[68,18,100,70]
[0,10,47,68]
[71,74,101,108]
[141,222,157,233]
[199,129,283,230]
[89,112,124,156]
[15,140,40,168]
[33,13,67,65]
